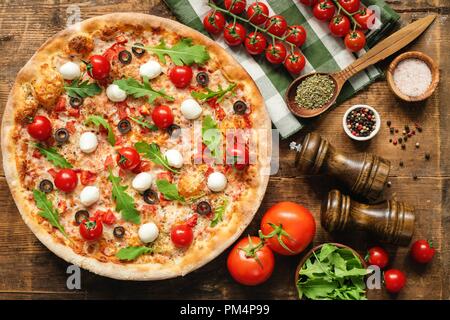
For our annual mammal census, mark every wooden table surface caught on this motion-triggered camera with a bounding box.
[0,0,448,300]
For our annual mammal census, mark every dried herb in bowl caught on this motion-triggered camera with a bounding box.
[297,243,369,300]
[295,74,335,109]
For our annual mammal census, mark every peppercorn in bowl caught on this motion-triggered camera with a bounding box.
[343,105,381,141]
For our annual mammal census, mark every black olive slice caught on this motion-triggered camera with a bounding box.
[143,189,159,205]
[167,124,181,138]
[69,96,83,108]
[39,179,54,193]
[74,210,89,225]
[233,100,247,115]
[131,43,145,57]
[196,201,212,215]
[118,50,132,65]
[118,119,132,134]
[55,128,70,144]
[113,226,126,238]
[196,72,209,87]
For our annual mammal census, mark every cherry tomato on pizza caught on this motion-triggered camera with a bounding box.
[226,144,250,170]
[224,22,246,47]
[284,52,306,74]
[203,10,226,35]
[244,32,267,55]
[171,224,193,247]
[265,42,287,65]
[410,239,436,264]
[329,15,351,37]
[265,15,288,37]
[313,1,336,21]
[79,217,103,241]
[86,55,110,80]
[285,25,307,47]
[151,105,174,129]
[246,2,269,25]
[227,236,275,286]
[27,115,52,141]
[116,147,141,171]
[54,169,78,193]
[344,30,366,52]
[338,0,361,13]
[259,202,316,255]
[224,0,246,14]
[366,246,389,269]
[354,7,376,30]
[384,269,406,293]
[168,65,193,88]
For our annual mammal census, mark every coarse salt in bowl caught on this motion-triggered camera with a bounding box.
[343,105,381,141]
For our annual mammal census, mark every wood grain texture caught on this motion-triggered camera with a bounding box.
[0,0,448,300]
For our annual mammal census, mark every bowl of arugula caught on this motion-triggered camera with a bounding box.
[295,243,369,300]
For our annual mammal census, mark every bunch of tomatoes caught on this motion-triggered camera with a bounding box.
[204,0,308,74]
[301,0,376,52]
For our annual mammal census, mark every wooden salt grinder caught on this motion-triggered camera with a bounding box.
[294,133,391,201]
[321,189,415,245]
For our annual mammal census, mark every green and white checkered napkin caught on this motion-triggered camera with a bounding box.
[163,0,399,138]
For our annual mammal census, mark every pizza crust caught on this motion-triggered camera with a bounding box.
[1,13,271,280]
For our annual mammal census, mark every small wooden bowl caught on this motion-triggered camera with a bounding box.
[386,51,439,102]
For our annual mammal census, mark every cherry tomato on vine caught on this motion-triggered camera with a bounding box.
[300,0,318,6]
[313,1,336,21]
[384,269,406,293]
[329,15,351,37]
[244,32,267,55]
[246,2,269,25]
[366,246,389,269]
[410,239,436,264]
[171,224,193,247]
[354,7,376,30]
[265,15,288,37]
[227,236,275,286]
[27,115,52,141]
[284,52,306,74]
[265,42,287,65]
[224,0,246,14]
[259,202,316,255]
[168,65,193,88]
[79,217,103,241]
[86,55,110,80]
[203,10,226,35]
[116,147,141,171]
[285,25,307,47]
[224,22,246,47]
[54,169,78,193]
[152,105,174,129]
[338,0,361,13]
[344,30,366,52]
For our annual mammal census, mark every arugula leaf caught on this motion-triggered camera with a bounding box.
[33,189,67,237]
[116,246,152,261]
[34,143,73,168]
[108,171,141,224]
[298,278,338,300]
[135,142,179,173]
[202,115,222,158]
[129,116,158,131]
[156,179,185,202]
[85,115,116,146]
[114,77,174,104]
[191,83,236,103]
[210,197,228,227]
[64,78,101,98]
[141,38,210,66]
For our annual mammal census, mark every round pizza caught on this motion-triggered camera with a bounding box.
[1,13,271,280]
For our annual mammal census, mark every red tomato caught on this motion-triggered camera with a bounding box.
[79,217,103,241]
[94,210,116,226]
[203,11,226,35]
[285,25,307,47]
[116,147,141,171]
[244,32,267,55]
[54,96,66,112]
[410,239,436,264]
[171,224,193,247]
[151,105,174,129]
[224,22,246,47]
[54,169,78,193]
[313,1,336,21]
[338,0,361,13]
[265,42,287,65]
[80,170,97,186]
[27,115,52,141]
[227,236,275,286]
[354,7,376,30]
[344,30,366,52]
[265,15,288,37]
[329,15,351,37]
[384,269,406,293]
[86,55,110,80]
[224,0,246,14]
[168,65,193,89]
[300,0,318,5]
[246,2,269,25]
[366,246,389,269]
[284,52,306,74]
[226,144,249,170]
[260,202,316,255]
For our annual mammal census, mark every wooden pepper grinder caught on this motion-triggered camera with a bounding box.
[321,189,415,245]
[294,132,391,201]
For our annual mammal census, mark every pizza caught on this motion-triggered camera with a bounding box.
[1,13,271,280]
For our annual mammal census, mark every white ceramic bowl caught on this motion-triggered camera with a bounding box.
[342,104,381,141]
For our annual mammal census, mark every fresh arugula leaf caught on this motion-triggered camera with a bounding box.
[116,246,152,261]
[210,197,228,227]
[156,179,185,202]
[114,77,174,104]
[108,171,140,224]
[202,115,222,158]
[191,83,236,102]
[129,116,158,131]
[64,78,101,98]
[298,278,338,300]
[141,38,210,66]
[34,143,73,168]
[135,141,179,174]
[85,115,116,146]
[33,189,67,237]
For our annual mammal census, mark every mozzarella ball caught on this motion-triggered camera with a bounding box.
[79,186,100,207]
[106,84,127,102]
[207,172,227,192]
[180,99,203,120]
[138,222,159,243]
[165,149,184,168]
[59,61,81,80]
[79,132,98,153]
[139,61,162,79]
[132,172,153,193]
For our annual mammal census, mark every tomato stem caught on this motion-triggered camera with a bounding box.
[330,0,362,29]
[258,222,296,254]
